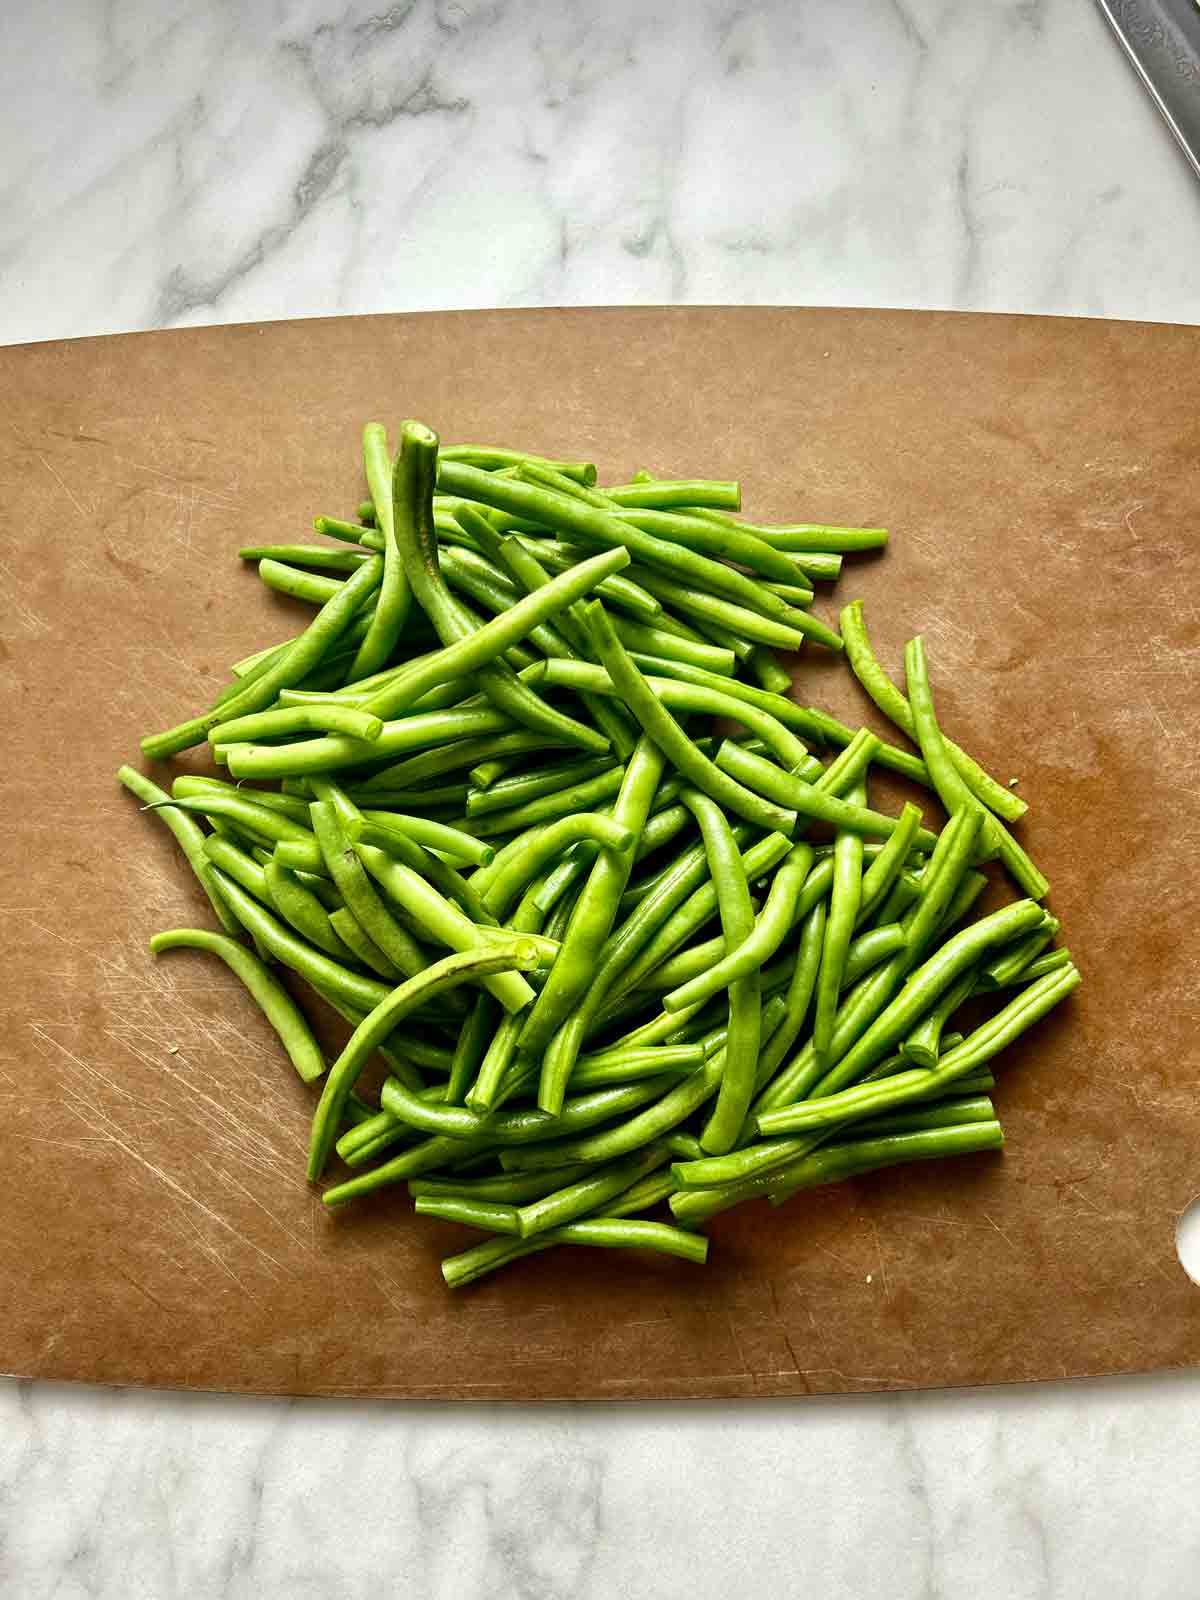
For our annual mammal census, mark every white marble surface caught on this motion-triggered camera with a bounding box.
[3,1,1200,1595]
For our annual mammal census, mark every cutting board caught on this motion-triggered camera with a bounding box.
[2,307,1197,1400]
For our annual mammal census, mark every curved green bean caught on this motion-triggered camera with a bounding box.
[149,928,326,1083]
[141,553,383,759]
[308,941,540,1178]
[812,791,865,1059]
[842,600,1027,821]
[224,705,515,780]
[117,766,241,936]
[663,843,812,1016]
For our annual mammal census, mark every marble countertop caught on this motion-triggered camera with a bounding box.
[3,2,1199,1595]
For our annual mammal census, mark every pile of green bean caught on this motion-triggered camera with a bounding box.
[122,421,1078,1289]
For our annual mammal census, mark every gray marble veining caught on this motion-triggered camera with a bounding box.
[2,2,1199,1595]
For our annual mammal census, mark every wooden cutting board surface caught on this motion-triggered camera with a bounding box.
[1,306,1197,1400]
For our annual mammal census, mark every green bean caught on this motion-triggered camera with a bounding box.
[750,807,982,1119]
[465,754,617,817]
[352,811,493,868]
[308,941,539,1177]
[978,918,1060,989]
[224,705,514,780]
[437,459,796,621]
[677,791,762,1155]
[714,742,936,848]
[264,857,354,961]
[577,612,801,836]
[519,737,667,1091]
[439,446,596,483]
[256,558,350,606]
[663,843,812,1016]
[440,1216,706,1288]
[514,539,664,621]
[327,907,402,979]
[842,601,1027,821]
[142,553,384,759]
[142,792,314,850]
[343,422,411,680]
[201,833,273,906]
[239,544,372,573]
[806,897,1045,1100]
[209,703,384,746]
[602,480,740,510]
[683,508,888,553]
[356,732,571,794]
[812,786,865,1059]
[513,1147,669,1237]
[149,929,326,1083]
[849,1094,996,1139]
[744,647,792,695]
[463,764,628,839]
[900,969,977,1069]
[840,922,908,987]
[172,775,312,826]
[315,514,379,544]
[525,658,812,772]
[856,802,924,924]
[353,842,535,1013]
[473,814,637,919]
[990,948,1072,987]
[410,1165,591,1205]
[604,505,807,586]
[365,449,631,730]
[800,706,931,788]
[599,832,795,1020]
[208,867,393,1016]
[626,563,843,653]
[905,636,1048,900]
[615,618,737,675]
[872,870,922,928]
[117,766,241,936]
[309,801,427,977]
[763,963,1079,1138]
[767,1120,1005,1203]
[414,1194,521,1233]
[751,899,827,1094]
[570,1045,704,1086]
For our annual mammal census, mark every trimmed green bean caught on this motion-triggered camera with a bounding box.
[812,786,865,1059]
[117,766,241,936]
[149,928,325,1083]
[842,601,1027,822]
[714,742,936,848]
[141,554,384,759]
[681,791,762,1156]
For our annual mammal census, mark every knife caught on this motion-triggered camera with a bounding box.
[1094,0,1200,178]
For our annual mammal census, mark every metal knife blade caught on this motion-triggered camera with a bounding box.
[1094,0,1200,179]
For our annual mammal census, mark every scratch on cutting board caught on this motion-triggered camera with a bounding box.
[33,1025,289,1281]
[36,451,89,521]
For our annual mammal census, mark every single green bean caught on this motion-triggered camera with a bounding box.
[626,563,843,653]
[465,754,617,817]
[680,791,762,1156]
[663,843,812,1015]
[683,508,887,553]
[142,793,313,849]
[345,422,412,681]
[899,968,977,1068]
[224,705,515,780]
[514,1147,669,1238]
[856,801,924,924]
[240,544,372,572]
[141,554,384,758]
[264,858,354,961]
[602,479,740,510]
[208,703,383,746]
[117,766,241,935]
[149,928,326,1082]
[308,941,540,1177]
[812,788,865,1059]
[714,742,936,848]
[327,906,402,979]
[201,832,273,906]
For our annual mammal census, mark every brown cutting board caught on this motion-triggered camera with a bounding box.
[1,307,1197,1400]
